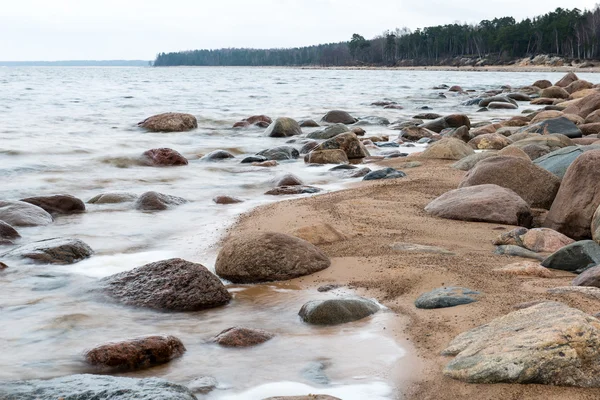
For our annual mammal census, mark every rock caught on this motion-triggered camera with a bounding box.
[556,71,579,87]
[548,286,600,300]
[580,122,600,135]
[312,132,369,160]
[531,97,557,105]
[138,112,197,132]
[134,191,187,211]
[306,123,349,139]
[265,396,340,400]
[317,284,342,292]
[415,287,480,309]
[253,160,279,167]
[354,116,390,126]
[507,93,532,101]
[85,335,185,371]
[494,245,546,260]
[265,186,322,195]
[88,192,138,204]
[299,119,319,128]
[479,96,517,107]
[585,110,600,124]
[243,115,272,125]
[593,206,600,244]
[188,376,218,394]
[0,200,53,227]
[532,79,552,89]
[449,85,463,92]
[493,261,553,277]
[265,117,302,138]
[362,168,406,181]
[541,240,600,272]
[442,301,600,386]
[338,167,371,178]
[321,110,357,125]
[2,237,93,264]
[544,150,600,239]
[351,127,366,135]
[414,112,442,119]
[20,194,85,215]
[0,220,19,244]
[459,156,560,209]
[573,137,600,145]
[304,149,348,165]
[256,146,300,161]
[0,374,197,400]
[425,184,532,226]
[519,117,582,138]
[215,232,330,283]
[299,140,319,154]
[142,148,188,166]
[213,196,243,205]
[573,265,600,287]
[534,145,600,179]
[488,102,518,110]
[563,91,600,119]
[298,297,379,325]
[290,223,346,245]
[497,227,575,253]
[451,152,498,171]
[241,155,268,163]
[213,327,274,347]
[468,133,511,150]
[399,126,435,141]
[391,242,454,255]
[272,173,303,187]
[443,126,471,143]
[420,138,475,160]
[201,150,235,161]
[233,121,250,128]
[530,110,563,123]
[101,258,231,311]
[497,146,530,159]
[521,144,552,160]
[420,114,471,133]
[541,86,570,99]
[566,80,593,94]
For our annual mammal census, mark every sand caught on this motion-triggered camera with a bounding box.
[223,157,600,399]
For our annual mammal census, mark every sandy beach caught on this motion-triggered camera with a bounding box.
[224,156,600,399]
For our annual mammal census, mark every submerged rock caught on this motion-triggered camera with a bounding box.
[213,195,243,205]
[2,237,93,264]
[299,297,379,325]
[0,200,53,227]
[134,191,187,211]
[312,132,369,160]
[138,112,197,132]
[21,194,85,215]
[0,220,20,244]
[201,150,235,161]
[213,327,274,347]
[142,148,188,166]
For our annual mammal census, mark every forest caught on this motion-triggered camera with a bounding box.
[154,6,600,67]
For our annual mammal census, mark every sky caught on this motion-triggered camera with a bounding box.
[1,0,599,61]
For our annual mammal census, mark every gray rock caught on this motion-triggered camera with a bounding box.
[264,117,302,138]
[451,151,498,171]
[134,191,187,211]
[573,265,600,287]
[0,220,20,244]
[240,155,268,164]
[88,192,138,204]
[479,96,518,107]
[299,297,379,325]
[519,117,582,138]
[2,237,93,264]
[534,145,600,179]
[321,110,357,125]
[391,242,454,255]
[541,240,600,273]
[306,123,349,139]
[256,146,300,161]
[200,150,235,161]
[353,116,390,126]
[0,200,53,227]
[495,245,546,261]
[21,194,85,215]
[362,168,406,181]
[0,374,197,400]
[415,287,480,309]
[188,376,218,394]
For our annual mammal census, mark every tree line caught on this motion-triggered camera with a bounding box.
[154,6,600,67]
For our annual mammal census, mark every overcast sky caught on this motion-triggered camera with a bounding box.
[2,0,598,61]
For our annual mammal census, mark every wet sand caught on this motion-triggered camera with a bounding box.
[224,156,600,399]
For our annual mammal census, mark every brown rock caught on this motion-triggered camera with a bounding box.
[449,85,463,92]
[321,110,357,124]
[351,127,366,136]
[532,80,552,89]
[213,327,274,347]
[312,132,369,159]
[493,261,553,278]
[541,86,570,99]
[138,112,197,132]
[566,80,593,94]
[265,186,322,196]
[497,146,530,159]
[134,191,187,211]
[468,133,511,150]
[544,149,600,239]
[563,92,600,118]
[521,228,575,253]
[573,265,600,287]
[520,144,552,160]
[530,98,557,105]
[569,89,597,100]
[300,140,319,154]
[572,137,600,145]
[273,173,304,187]
[444,126,471,143]
[253,160,278,167]
[471,123,502,136]
[530,110,563,124]
[0,220,20,244]
[215,232,331,283]
[264,117,302,138]
[420,138,475,160]
[400,126,435,141]
[592,205,600,244]
[445,114,471,129]
[85,335,185,371]
[142,148,188,166]
[213,196,243,205]
[233,121,251,128]
[555,72,579,87]
[304,149,349,165]
[585,110,600,124]
[580,123,600,135]
[290,223,347,245]
[244,115,272,125]
[0,262,7,270]
[20,195,85,215]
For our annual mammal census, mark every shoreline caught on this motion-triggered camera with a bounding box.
[297,65,600,73]
[222,156,600,399]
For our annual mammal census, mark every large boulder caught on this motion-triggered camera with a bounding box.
[213,327,274,347]
[442,302,600,386]
[2,237,93,264]
[306,123,349,139]
[0,374,197,400]
[468,133,511,150]
[85,335,185,371]
[298,297,379,325]
[419,114,471,133]
[566,79,593,94]
[0,200,53,227]
[134,191,187,211]
[534,145,600,179]
[479,96,517,108]
[215,232,330,283]
[100,258,231,311]
[321,110,357,124]
[312,132,369,159]
[142,148,188,166]
[541,240,600,273]
[508,134,574,153]
[137,112,197,132]
[459,156,560,209]
[544,150,600,239]
[555,71,579,87]
[518,117,582,138]
[532,79,552,89]
[304,149,348,165]
[256,146,300,161]
[264,117,302,138]
[425,184,532,226]
[420,138,475,160]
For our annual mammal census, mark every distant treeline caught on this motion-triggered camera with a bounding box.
[154,6,600,67]
[0,60,151,67]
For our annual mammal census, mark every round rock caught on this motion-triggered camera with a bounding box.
[299,297,379,325]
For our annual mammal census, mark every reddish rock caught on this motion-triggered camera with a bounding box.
[265,186,322,196]
[572,265,600,287]
[449,85,463,92]
[540,86,570,99]
[138,112,197,132]
[563,92,600,118]
[493,261,553,278]
[142,148,188,166]
[580,123,600,135]
[21,195,85,215]
[313,132,369,159]
[272,173,304,187]
[213,196,243,205]
[555,72,579,87]
[244,115,272,125]
[134,191,187,211]
[85,335,185,371]
[585,110,600,124]
[233,121,251,128]
[213,327,274,347]
[252,160,278,167]
[521,228,575,253]
[532,80,552,89]
[0,220,20,242]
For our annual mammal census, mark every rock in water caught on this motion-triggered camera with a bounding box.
[213,195,243,205]
[100,258,231,311]
[312,132,369,160]
[265,396,341,400]
[0,220,20,243]
[2,238,93,264]
[298,297,379,325]
[134,191,187,211]
[519,117,582,138]
[306,123,349,139]
[256,146,300,160]
[264,117,302,138]
[321,110,357,124]
[213,327,274,347]
[425,184,532,226]
[265,186,322,196]
[20,194,85,215]
[541,240,600,273]
[0,200,53,227]
[0,374,197,400]
[304,149,349,165]
[88,192,138,204]
[85,335,186,371]
[138,112,197,132]
[200,150,235,161]
[442,302,600,386]
[142,148,188,166]
[415,287,480,309]
[420,138,475,160]
[215,232,330,283]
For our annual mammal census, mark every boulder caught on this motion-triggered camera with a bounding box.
[540,86,570,99]
[541,240,600,273]
[459,156,560,209]
[138,112,197,132]
[201,150,235,161]
[414,112,442,119]
[362,168,406,181]
[0,375,197,400]
[2,237,93,264]
[264,117,302,138]
[0,200,53,227]
[509,134,574,152]
[519,117,582,138]
[100,258,231,311]
[256,146,300,160]
[425,184,532,226]
[241,155,268,164]
[213,195,243,205]
[306,123,349,139]
[265,186,322,195]
[452,152,498,171]
[304,149,348,165]
[399,126,435,141]
[134,191,187,211]
[585,110,600,124]
[299,119,320,128]
[213,327,274,347]
[507,93,532,101]
[534,145,600,179]
[312,132,369,159]
[298,297,379,325]
[299,140,319,154]
[420,138,475,160]
[449,85,463,92]
[580,123,600,135]
[243,115,272,125]
[290,223,346,245]
[468,133,511,150]
[0,220,20,243]
[488,102,518,110]
[443,126,471,143]
[215,232,330,283]
[532,79,552,89]
[353,116,390,126]
[566,79,593,94]
[321,110,357,124]
[494,245,546,261]
[442,301,600,386]
[530,110,563,123]
[85,335,185,371]
[563,92,600,118]
[142,148,188,166]
[493,261,553,278]
[544,150,600,239]
[573,265,600,287]
[555,71,579,87]
[479,96,517,107]
[420,114,471,133]
[253,160,279,167]
[88,192,138,204]
[521,228,575,253]
[415,287,480,309]
[497,146,530,159]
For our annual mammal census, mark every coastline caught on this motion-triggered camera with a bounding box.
[298,65,600,73]
[222,156,600,399]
